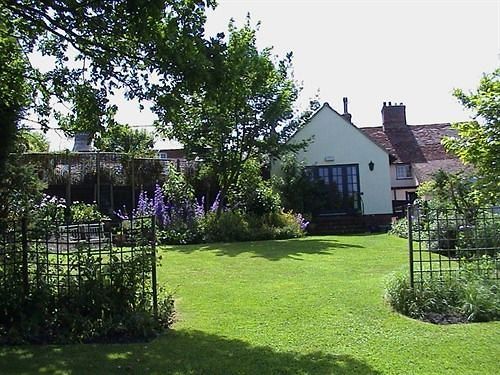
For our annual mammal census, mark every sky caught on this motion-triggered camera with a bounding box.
[44,0,499,150]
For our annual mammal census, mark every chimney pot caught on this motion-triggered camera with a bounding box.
[341,97,352,123]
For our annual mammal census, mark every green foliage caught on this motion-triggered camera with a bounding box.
[202,210,305,243]
[456,214,500,257]
[94,123,155,157]
[159,17,304,212]
[385,262,499,323]
[16,129,50,153]
[231,159,281,215]
[162,164,195,205]
[56,83,118,137]
[1,0,214,145]
[0,156,46,219]
[417,170,479,220]
[0,17,30,177]
[203,211,250,243]
[274,153,328,215]
[388,217,408,238]
[442,68,500,203]
[0,250,174,344]
[70,202,108,223]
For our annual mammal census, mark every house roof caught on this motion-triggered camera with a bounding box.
[288,102,390,156]
[412,159,466,183]
[360,123,458,163]
[359,123,465,181]
[157,148,186,159]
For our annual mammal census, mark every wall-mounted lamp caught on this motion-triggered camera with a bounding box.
[368,160,375,171]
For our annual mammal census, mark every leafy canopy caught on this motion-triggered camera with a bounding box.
[157,17,307,210]
[0,0,215,137]
[442,69,500,203]
[94,123,155,157]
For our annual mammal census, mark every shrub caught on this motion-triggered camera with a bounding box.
[0,249,174,344]
[202,210,307,243]
[457,215,500,257]
[230,158,281,215]
[71,201,108,223]
[389,217,408,238]
[243,183,281,216]
[203,211,250,242]
[384,263,499,324]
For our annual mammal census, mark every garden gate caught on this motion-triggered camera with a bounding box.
[407,204,499,288]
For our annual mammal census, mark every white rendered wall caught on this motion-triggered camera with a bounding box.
[273,105,393,215]
[390,164,417,188]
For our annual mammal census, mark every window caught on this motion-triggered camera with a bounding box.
[159,152,168,159]
[306,165,360,214]
[396,164,412,179]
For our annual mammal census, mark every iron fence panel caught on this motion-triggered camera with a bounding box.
[407,204,499,288]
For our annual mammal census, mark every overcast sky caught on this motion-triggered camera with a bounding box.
[45,0,499,150]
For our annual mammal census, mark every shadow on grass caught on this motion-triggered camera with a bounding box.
[162,236,365,261]
[0,329,380,374]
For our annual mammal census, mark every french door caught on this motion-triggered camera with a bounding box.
[312,164,361,215]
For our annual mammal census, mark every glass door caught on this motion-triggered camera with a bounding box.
[312,164,360,215]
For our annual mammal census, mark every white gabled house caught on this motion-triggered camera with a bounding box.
[272,100,393,231]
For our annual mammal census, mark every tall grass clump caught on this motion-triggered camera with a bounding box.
[385,261,499,324]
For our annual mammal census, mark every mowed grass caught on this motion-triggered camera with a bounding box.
[1,234,499,374]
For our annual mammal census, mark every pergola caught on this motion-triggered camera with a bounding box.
[21,151,191,214]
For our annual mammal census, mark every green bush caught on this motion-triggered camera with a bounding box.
[384,263,499,323]
[457,215,500,257]
[202,210,306,243]
[230,158,281,215]
[0,249,174,344]
[70,201,108,223]
[388,218,408,238]
[203,211,250,242]
[158,220,202,245]
[243,183,281,216]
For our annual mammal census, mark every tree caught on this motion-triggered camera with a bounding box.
[94,123,155,157]
[156,18,307,212]
[442,69,500,203]
[17,129,50,153]
[0,0,214,162]
[0,17,30,177]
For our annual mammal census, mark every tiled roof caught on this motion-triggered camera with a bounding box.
[157,148,186,159]
[412,159,466,183]
[360,124,458,163]
[360,123,465,181]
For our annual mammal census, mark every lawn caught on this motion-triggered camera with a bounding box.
[0,234,498,374]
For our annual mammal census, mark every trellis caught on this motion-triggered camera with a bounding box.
[0,216,158,319]
[21,152,194,213]
[407,203,499,288]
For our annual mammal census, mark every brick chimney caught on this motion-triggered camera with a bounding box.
[341,97,352,122]
[382,102,406,131]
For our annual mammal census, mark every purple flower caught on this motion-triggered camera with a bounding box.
[210,192,221,213]
[133,190,154,217]
[294,213,309,230]
[153,184,166,225]
[194,196,205,219]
